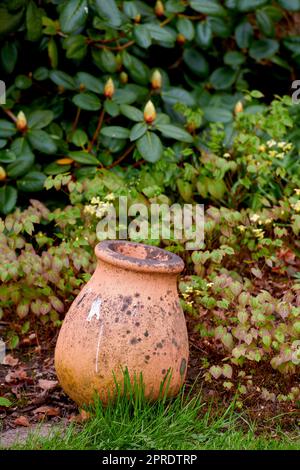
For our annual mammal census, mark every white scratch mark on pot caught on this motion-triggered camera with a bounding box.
[86,297,102,322]
[95,324,103,374]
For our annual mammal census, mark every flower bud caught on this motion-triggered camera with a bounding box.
[134,14,141,23]
[0,166,6,181]
[120,71,128,84]
[151,69,162,90]
[104,78,115,99]
[176,33,186,45]
[143,100,156,124]
[155,0,164,17]
[16,111,27,132]
[234,101,243,114]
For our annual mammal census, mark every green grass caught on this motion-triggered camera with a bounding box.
[3,373,300,450]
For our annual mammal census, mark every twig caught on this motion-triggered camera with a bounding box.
[93,40,135,51]
[160,15,175,27]
[108,143,136,169]
[2,108,17,123]
[72,107,81,133]
[88,108,105,151]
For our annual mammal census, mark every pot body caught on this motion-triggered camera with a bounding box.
[55,242,189,405]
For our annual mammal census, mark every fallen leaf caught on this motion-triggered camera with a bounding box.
[69,409,90,423]
[2,354,19,367]
[38,379,58,391]
[33,406,60,416]
[14,416,30,427]
[5,368,28,384]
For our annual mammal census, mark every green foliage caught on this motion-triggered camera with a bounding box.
[1,0,300,212]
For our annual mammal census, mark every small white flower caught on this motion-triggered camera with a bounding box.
[250,214,260,223]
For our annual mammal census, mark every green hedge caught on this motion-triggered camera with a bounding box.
[1,0,300,213]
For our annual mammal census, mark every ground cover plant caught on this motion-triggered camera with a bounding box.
[0,0,300,450]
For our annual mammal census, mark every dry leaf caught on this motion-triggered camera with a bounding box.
[14,416,30,427]
[38,379,58,391]
[2,354,19,367]
[5,368,28,384]
[33,406,60,416]
[69,409,91,423]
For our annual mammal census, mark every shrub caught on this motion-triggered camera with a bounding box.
[1,1,300,213]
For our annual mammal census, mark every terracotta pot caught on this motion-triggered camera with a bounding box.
[55,240,189,405]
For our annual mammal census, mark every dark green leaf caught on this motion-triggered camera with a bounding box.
[28,130,57,154]
[69,151,99,165]
[183,49,209,77]
[72,92,101,111]
[0,120,16,138]
[224,51,245,66]
[26,0,42,41]
[256,9,274,37]
[93,48,118,73]
[203,107,233,123]
[0,150,16,164]
[177,18,195,41]
[0,5,24,35]
[130,122,147,141]
[0,185,17,214]
[101,126,130,139]
[134,25,152,49]
[59,0,88,34]
[27,110,54,130]
[113,89,137,105]
[162,87,196,106]
[17,171,46,192]
[190,0,226,16]
[44,162,71,175]
[277,0,300,9]
[64,35,87,60]
[235,21,253,48]
[237,0,268,11]
[76,72,103,94]
[146,24,176,44]
[137,132,163,163]
[1,42,18,74]
[49,70,77,90]
[120,104,143,122]
[210,67,237,90]
[15,75,32,89]
[156,124,193,143]
[196,21,212,48]
[249,39,279,60]
[94,0,122,27]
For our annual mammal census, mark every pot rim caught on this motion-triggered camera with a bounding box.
[95,240,184,274]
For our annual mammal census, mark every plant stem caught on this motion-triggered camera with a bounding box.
[72,107,81,133]
[89,108,105,152]
[108,144,136,169]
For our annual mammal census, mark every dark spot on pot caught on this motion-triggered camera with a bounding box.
[134,293,140,297]
[172,338,179,349]
[145,355,150,361]
[148,296,151,300]
[167,290,172,295]
[163,352,166,356]
[160,296,163,301]
[122,335,126,338]
[180,358,187,376]
[135,322,140,327]
[76,292,87,306]
[115,317,119,323]
[130,337,139,345]
[162,369,166,375]
[144,330,149,337]
[126,330,131,334]
[156,342,163,349]
[126,310,132,315]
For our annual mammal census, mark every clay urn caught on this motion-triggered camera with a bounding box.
[55,240,189,405]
